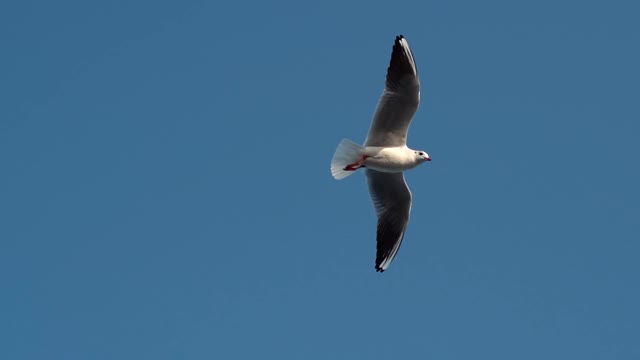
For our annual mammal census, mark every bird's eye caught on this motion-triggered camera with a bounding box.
[419,152,423,155]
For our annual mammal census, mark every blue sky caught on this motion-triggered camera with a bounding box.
[2,0,639,359]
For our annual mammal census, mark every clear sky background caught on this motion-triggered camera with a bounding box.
[2,0,639,359]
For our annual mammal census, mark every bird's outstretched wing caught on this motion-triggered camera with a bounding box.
[364,35,420,148]
[365,169,412,272]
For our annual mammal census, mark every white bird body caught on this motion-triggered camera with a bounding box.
[362,146,424,173]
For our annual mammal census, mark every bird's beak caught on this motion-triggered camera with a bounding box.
[424,156,431,161]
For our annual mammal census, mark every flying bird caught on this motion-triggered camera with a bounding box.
[331,35,430,272]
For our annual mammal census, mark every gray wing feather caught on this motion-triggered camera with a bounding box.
[365,35,420,147]
[365,169,412,272]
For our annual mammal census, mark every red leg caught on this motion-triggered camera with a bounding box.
[343,155,369,171]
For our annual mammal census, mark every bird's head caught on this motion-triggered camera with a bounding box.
[414,150,431,163]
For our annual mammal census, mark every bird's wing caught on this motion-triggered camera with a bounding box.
[365,169,412,272]
[364,35,420,148]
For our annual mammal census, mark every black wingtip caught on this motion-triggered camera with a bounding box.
[375,266,385,273]
[386,34,418,84]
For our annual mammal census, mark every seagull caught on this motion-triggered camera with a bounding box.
[331,35,430,272]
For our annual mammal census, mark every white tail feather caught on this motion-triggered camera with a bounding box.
[331,139,365,179]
